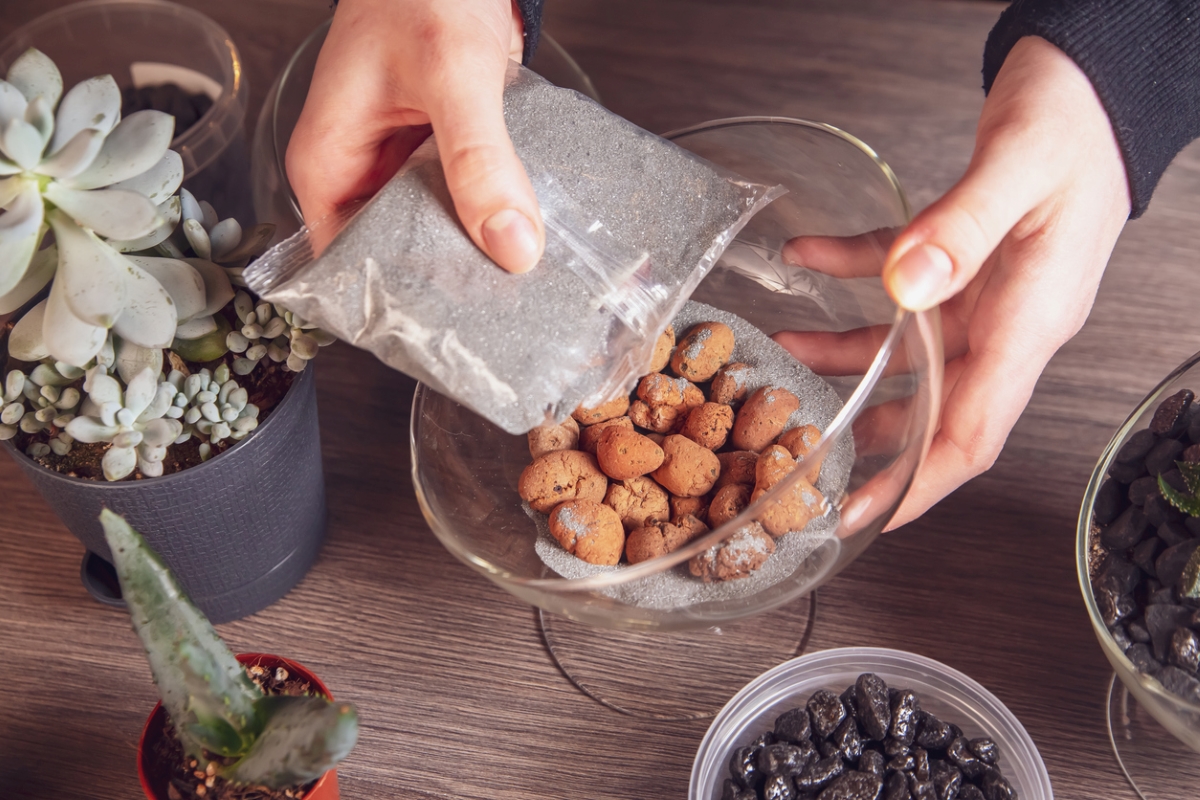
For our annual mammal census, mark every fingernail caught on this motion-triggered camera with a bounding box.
[482,209,540,273]
[885,243,953,311]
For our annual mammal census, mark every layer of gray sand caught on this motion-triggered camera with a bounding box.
[530,300,852,610]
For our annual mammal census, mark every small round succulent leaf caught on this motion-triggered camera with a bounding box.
[0,80,26,127]
[180,187,202,224]
[140,417,181,447]
[50,74,121,154]
[174,314,217,340]
[112,428,141,448]
[182,218,211,260]
[43,274,108,367]
[208,218,242,260]
[63,110,175,191]
[122,367,159,420]
[23,95,53,146]
[6,49,63,109]
[198,200,218,231]
[114,336,164,385]
[65,415,118,443]
[181,257,235,318]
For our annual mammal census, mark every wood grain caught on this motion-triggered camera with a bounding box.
[4,0,1198,797]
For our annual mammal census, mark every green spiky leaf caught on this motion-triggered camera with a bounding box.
[221,695,359,788]
[1181,546,1200,600]
[1160,473,1200,517]
[1177,460,1200,495]
[99,510,262,758]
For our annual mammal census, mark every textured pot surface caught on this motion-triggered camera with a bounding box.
[137,653,341,800]
[2,365,326,622]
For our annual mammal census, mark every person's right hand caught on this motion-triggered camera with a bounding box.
[286,0,545,273]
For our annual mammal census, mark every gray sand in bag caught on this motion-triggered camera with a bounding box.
[528,301,852,610]
[249,66,779,435]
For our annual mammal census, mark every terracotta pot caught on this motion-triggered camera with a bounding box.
[137,653,341,800]
[2,363,326,623]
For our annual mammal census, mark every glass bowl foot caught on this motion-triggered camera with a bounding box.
[539,592,816,721]
[1107,673,1200,799]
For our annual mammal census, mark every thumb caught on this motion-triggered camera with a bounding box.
[426,62,544,274]
[883,142,1050,311]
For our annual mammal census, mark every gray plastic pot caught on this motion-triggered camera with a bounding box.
[2,364,326,623]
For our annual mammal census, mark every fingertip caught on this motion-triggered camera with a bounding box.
[882,241,953,311]
[482,207,544,273]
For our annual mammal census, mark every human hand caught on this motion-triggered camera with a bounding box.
[779,35,1131,529]
[286,0,545,272]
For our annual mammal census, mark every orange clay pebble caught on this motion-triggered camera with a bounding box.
[680,402,735,450]
[710,362,753,405]
[604,476,670,531]
[708,483,752,528]
[595,426,665,480]
[652,434,721,497]
[732,386,800,452]
[670,493,709,524]
[628,400,685,434]
[518,450,608,513]
[689,523,775,582]
[580,416,633,454]
[672,513,709,539]
[572,394,631,425]
[548,499,625,565]
[750,446,825,538]
[670,321,735,382]
[777,424,824,483]
[527,416,580,459]
[625,517,707,564]
[648,324,675,373]
[637,373,693,407]
[714,451,758,490]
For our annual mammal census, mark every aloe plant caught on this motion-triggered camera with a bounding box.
[1157,461,1200,598]
[100,510,358,788]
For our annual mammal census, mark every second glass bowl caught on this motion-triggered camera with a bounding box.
[410,117,943,631]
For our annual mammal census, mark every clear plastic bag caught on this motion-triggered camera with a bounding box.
[246,64,783,434]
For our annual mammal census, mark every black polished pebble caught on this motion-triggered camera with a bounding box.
[809,691,848,740]
[1102,506,1149,550]
[1169,626,1200,673]
[1129,618,1152,643]
[1096,478,1130,523]
[816,772,883,800]
[1096,557,1142,595]
[1109,459,1146,484]
[859,750,886,779]
[1149,586,1176,606]
[794,756,846,792]
[855,673,892,742]
[1145,493,1182,526]
[883,771,911,800]
[1117,429,1159,464]
[776,707,813,744]
[1146,438,1186,477]
[763,774,797,800]
[1132,537,1164,577]
[929,760,961,800]
[1150,390,1194,437]
[1096,588,1137,627]
[1128,475,1159,506]
[978,766,1018,800]
[1159,520,1193,547]
[1158,665,1200,703]
[1147,604,1193,660]
[1110,623,1134,651]
[725,678,1016,800]
[1126,642,1162,675]
[968,738,999,766]
[759,743,814,777]
[888,689,920,746]
[1156,542,1200,588]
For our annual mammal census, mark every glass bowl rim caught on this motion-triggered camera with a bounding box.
[0,0,245,160]
[688,645,1053,800]
[1076,348,1200,715]
[410,115,935,592]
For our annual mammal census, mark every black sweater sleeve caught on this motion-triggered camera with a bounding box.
[517,0,545,64]
[983,0,1200,218]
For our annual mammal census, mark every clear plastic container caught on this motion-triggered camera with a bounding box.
[690,647,1054,800]
[0,0,251,222]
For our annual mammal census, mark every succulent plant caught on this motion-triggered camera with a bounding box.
[226,290,335,374]
[100,510,358,788]
[1,49,187,367]
[63,366,181,480]
[166,363,260,458]
[1158,462,1200,598]
[0,361,82,453]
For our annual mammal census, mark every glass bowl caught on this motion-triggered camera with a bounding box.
[410,117,943,632]
[1077,350,1200,794]
[250,18,601,238]
[0,0,252,223]
[689,647,1053,800]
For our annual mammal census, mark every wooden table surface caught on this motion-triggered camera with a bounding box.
[4,1,1200,797]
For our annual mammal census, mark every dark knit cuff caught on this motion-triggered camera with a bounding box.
[983,0,1200,218]
[516,0,545,64]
